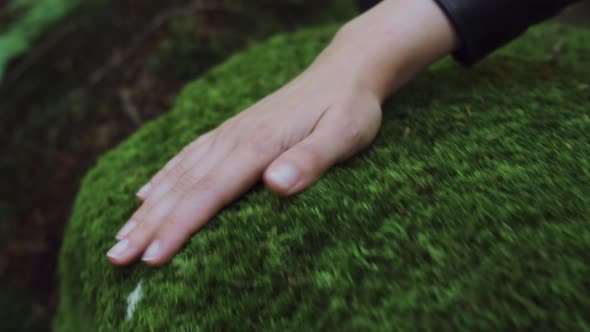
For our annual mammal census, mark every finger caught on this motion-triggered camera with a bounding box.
[135,154,182,200]
[140,141,278,265]
[138,136,227,211]
[108,138,233,264]
[136,132,213,201]
[264,113,378,196]
[116,134,214,240]
[107,193,182,265]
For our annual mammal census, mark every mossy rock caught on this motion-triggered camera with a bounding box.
[55,23,590,331]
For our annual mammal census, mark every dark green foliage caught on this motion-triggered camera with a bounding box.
[55,23,590,331]
[0,0,80,79]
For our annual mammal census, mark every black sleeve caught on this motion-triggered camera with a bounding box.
[357,0,580,65]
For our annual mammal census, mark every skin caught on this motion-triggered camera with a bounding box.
[107,0,460,266]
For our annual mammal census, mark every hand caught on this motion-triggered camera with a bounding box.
[107,60,383,266]
[107,0,459,266]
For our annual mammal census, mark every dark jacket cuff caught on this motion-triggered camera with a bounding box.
[432,0,579,65]
[358,0,579,66]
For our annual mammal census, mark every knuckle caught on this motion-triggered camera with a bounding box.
[251,123,275,141]
[192,178,227,204]
[219,118,239,133]
[167,164,186,179]
[301,145,324,165]
[181,139,202,157]
[180,144,193,155]
[178,147,193,159]
[341,120,365,146]
[244,139,276,157]
[244,124,281,156]
[195,132,212,145]
[132,201,152,222]
[162,158,177,174]
[171,172,200,194]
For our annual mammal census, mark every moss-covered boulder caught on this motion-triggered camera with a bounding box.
[55,23,590,331]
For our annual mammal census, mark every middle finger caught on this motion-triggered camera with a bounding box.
[107,137,236,265]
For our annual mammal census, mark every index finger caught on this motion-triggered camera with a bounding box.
[141,143,278,265]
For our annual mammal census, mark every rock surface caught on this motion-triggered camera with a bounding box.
[55,23,590,331]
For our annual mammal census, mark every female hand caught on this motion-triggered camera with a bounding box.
[107,0,459,266]
[107,56,383,266]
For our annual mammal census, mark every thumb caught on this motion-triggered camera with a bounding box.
[263,111,379,196]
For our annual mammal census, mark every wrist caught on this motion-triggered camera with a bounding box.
[321,0,460,101]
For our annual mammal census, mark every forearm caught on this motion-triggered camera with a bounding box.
[311,0,460,102]
[359,0,580,65]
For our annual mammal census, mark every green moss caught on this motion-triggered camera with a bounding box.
[55,23,590,331]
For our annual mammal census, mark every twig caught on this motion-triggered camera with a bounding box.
[119,87,143,127]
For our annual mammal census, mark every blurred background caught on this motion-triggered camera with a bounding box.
[0,1,588,330]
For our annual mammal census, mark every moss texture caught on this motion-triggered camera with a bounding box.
[55,23,590,331]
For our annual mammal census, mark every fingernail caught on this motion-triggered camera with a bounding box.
[136,183,152,199]
[142,240,160,262]
[107,239,129,259]
[115,220,137,240]
[267,163,299,190]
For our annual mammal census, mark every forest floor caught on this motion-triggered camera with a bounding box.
[0,1,354,330]
[0,1,588,330]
